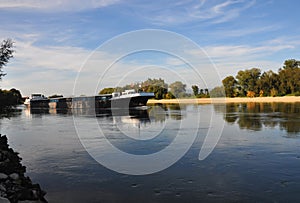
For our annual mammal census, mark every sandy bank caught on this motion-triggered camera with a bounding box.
[147,96,300,104]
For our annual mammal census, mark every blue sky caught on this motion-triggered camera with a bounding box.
[0,0,299,96]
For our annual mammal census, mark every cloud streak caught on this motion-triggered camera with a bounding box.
[0,0,120,11]
[131,0,256,25]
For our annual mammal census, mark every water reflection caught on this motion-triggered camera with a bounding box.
[214,102,300,134]
[0,107,22,119]
[24,104,185,125]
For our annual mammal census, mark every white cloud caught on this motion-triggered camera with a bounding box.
[183,37,300,80]
[0,0,120,11]
[135,0,256,25]
[217,25,280,37]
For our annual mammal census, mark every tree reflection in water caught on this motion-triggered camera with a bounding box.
[214,102,300,134]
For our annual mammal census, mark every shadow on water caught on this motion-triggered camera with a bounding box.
[0,107,22,119]
[214,102,300,135]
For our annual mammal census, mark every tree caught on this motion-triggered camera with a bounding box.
[191,85,199,97]
[99,87,115,94]
[282,59,300,70]
[48,94,63,98]
[210,86,225,97]
[165,91,175,99]
[222,76,237,97]
[247,91,255,98]
[0,39,14,80]
[0,88,23,108]
[258,70,280,96]
[169,81,186,98]
[236,68,261,96]
[278,59,300,95]
[141,78,168,99]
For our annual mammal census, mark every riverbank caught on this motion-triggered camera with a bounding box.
[147,96,300,104]
[0,134,47,203]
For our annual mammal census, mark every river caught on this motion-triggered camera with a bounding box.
[0,103,300,202]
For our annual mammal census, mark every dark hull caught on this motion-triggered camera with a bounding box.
[49,98,68,109]
[27,100,49,109]
[110,96,152,108]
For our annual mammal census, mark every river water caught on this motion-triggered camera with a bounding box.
[0,103,300,202]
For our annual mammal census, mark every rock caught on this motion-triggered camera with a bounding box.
[0,184,6,191]
[0,173,8,179]
[9,173,19,180]
[0,196,10,203]
[0,134,47,202]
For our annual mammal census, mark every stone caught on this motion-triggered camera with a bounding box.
[0,184,6,191]
[9,173,19,180]
[0,196,10,203]
[0,173,8,179]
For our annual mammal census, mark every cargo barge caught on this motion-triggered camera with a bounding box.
[25,90,154,109]
[24,94,49,109]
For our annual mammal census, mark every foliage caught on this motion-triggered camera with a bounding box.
[222,76,237,97]
[165,92,175,99]
[220,59,300,97]
[169,81,186,98]
[209,86,225,97]
[278,60,300,95]
[191,85,199,96]
[99,87,115,94]
[0,39,14,80]
[246,91,255,98]
[102,78,168,100]
[236,68,261,96]
[48,94,63,98]
[191,85,209,98]
[270,88,278,97]
[0,88,23,108]
[258,70,280,96]
[141,78,168,100]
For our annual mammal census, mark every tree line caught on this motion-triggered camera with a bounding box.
[221,59,300,97]
[99,78,211,100]
[100,78,198,99]
[101,59,300,99]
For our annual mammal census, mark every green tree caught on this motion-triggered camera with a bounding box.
[191,85,199,97]
[169,81,186,98]
[99,87,115,94]
[222,76,237,97]
[258,70,280,96]
[0,89,23,108]
[278,59,300,95]
[0,39,14,80]
[236,68,261,96]
[48,94,63,98]
[283,59,300,69]
[141,78,168,99]
[210,86,225,97]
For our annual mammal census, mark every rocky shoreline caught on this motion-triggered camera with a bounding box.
[0,134,47,203]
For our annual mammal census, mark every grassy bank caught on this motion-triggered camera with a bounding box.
[147,96,300,104]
